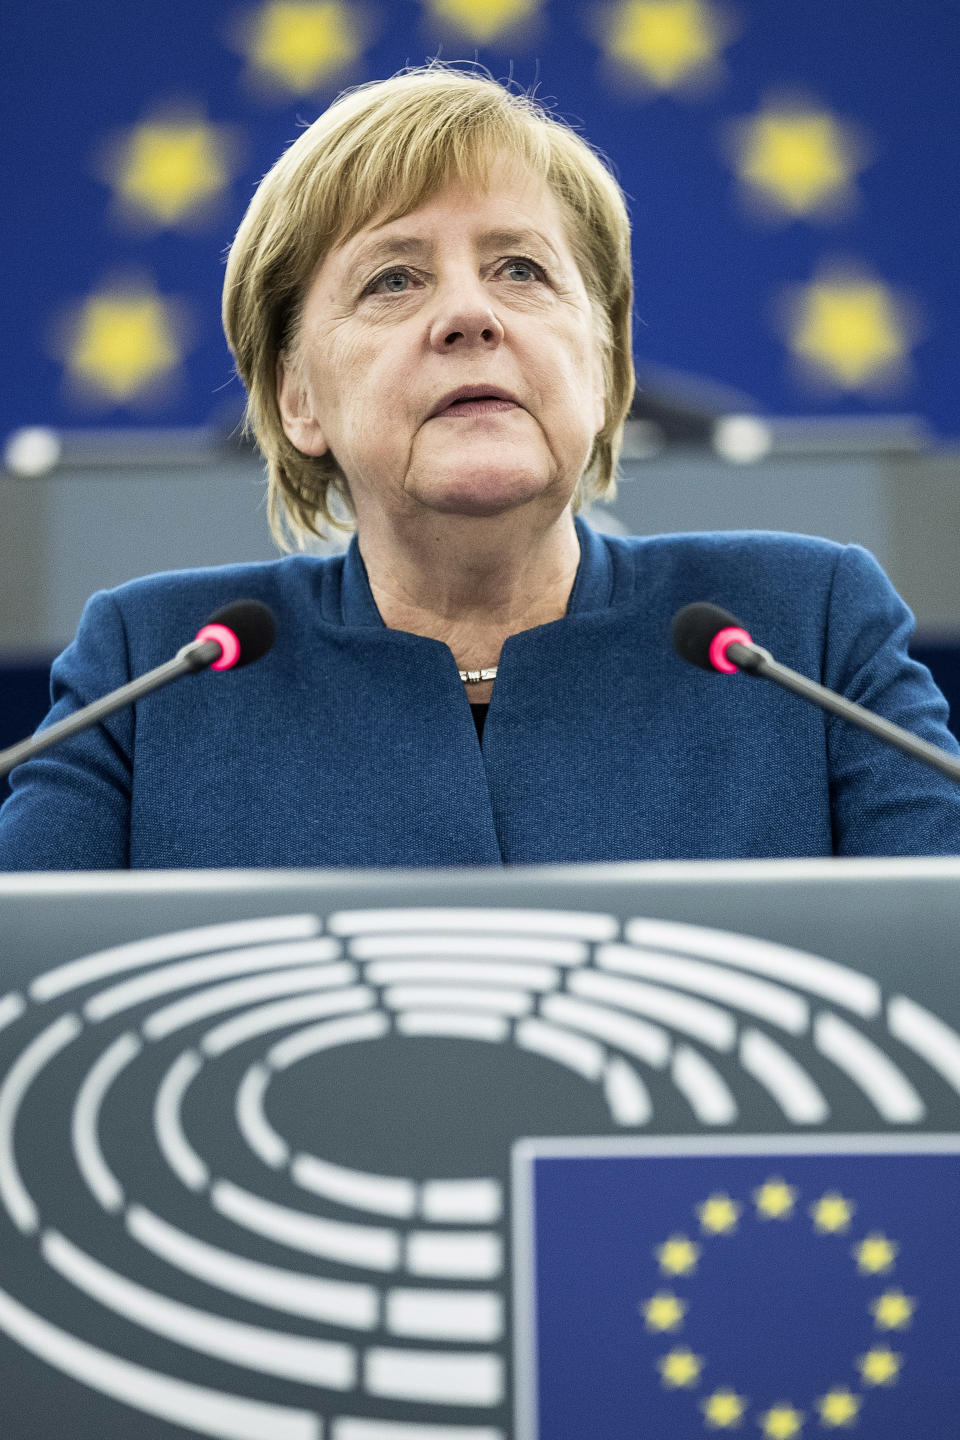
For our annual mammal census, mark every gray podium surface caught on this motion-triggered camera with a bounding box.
[0,857,959,1439]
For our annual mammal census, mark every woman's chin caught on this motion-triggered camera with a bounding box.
[406,462,566,519]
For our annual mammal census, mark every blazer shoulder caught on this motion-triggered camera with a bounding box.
[609,527,847,567]
[97,553,341,625]
[602,527,856,601]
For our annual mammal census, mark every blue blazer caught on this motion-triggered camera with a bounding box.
[2,520,960,869]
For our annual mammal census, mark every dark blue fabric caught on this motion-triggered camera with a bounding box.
[0,663,52,805]
[2,519,960,870]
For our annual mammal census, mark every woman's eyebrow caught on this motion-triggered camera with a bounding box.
[350,236,430,270]
[349,228,561,271]
[477,228,559,258]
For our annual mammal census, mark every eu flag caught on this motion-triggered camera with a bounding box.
[4,1,960,443]
[514,1136,960,1438]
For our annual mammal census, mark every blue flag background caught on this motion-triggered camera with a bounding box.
[4,1,959,444]
[515,1138,960,1438]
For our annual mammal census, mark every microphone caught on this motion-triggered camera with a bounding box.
[671,601,960,785]
[0,599,276,780]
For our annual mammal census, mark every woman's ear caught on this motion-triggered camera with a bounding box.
[276,353,329,456]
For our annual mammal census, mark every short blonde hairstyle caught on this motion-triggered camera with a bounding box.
[223,65,634,548]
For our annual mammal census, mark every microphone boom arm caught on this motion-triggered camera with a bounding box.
[728,640,960,785]
[0,639,221,781]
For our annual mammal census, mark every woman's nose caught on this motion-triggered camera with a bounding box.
[428,277,505,351]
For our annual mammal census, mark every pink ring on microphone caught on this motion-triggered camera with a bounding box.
[194,623,241,671]
[709,625,753,674]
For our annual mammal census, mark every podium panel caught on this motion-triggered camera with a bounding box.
[1,858,959,1439]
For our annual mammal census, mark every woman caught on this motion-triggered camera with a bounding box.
[2,66,959,869]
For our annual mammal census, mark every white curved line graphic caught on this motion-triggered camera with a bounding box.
[395,1012,509,1042]
[385,1288,502,1342]
[31,915,321,1003]
[72,1031,142,1211]
[291,1155,417,1220]
[364,960,559,990]
[597,945,809,1033]
[603,1057,652,1126]
[364,1347,503,1406]
[738,1029,829,1124]
[127,1205,379,1330]
[349,935,588,966]
[887,994,960,1096]
[383,986,532,1017]
[236,1062,288,1168]
[0,1012,82,1233]
[814,1012,926,1122]
[539,993,671,1068]
[84,939,343,1022]
[42,1229,357,1389]
[0,1282,320,1440]
[268,1013,391,1069]
[514,1019,605,1080]
[569,970,736,1051]
[0,992,25,1033]
[212,1180,401,1272]
[201,988,374,1057]
[154,1049,209,1191]
[421,1179,501,1224]
[142,966,360,1043]
[671,1046,738,1125]
[625,919,880,1017]
[405,1231,502,1280]
[330,907,616,941]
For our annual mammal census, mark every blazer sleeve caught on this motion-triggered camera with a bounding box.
[823,544,960,856]
[0,590,134,870]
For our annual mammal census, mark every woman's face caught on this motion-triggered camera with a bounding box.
[278,158,606,531]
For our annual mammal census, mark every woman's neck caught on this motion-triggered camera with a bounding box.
[357,505,581,700]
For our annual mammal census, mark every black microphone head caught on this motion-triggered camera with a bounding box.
[671,602,744,671]
[204,599,276,669]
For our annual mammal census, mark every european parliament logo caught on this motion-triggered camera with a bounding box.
[513,1135,960,1438]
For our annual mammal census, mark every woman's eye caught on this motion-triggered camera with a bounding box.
[502,258,543,283]
[369,268,412,294]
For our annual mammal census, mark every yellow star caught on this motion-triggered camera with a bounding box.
[816,1388,862,1427]
[655,1233,701,1276]
[857,1346,902,1386]
[853,1233,898,1276]
[754,1178,797,1220]
[869,1288,916,1330]
[701,1387,748,1428]
[656,1346,703,1387]
[62,284,186,404]
[785,271,911,391]
[697,1192,741,1234]
[640,1290,687,1331]
[758,1404,804,1439]
[728,103,865,218]
[422,0,540,42]
[236,1,361,95]
[605,0,729,91]
[104,113,237,227]
[809,1192,855,1234]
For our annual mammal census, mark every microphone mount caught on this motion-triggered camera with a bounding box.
[672,601,960,787]
[0,600,275,781]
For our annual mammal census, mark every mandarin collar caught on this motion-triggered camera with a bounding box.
[338,513,618,628]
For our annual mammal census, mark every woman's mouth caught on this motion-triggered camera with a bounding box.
[434,396,519,418]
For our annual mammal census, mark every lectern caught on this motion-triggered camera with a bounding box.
[1,858,959,1439]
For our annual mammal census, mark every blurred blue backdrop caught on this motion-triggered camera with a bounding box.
[4,0,959,443]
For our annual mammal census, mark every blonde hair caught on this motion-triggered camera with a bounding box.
[223,64,634,549]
